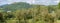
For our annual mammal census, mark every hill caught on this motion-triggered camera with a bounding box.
[0,2,32,12]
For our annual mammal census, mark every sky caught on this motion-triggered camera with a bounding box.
[0,0,60,6]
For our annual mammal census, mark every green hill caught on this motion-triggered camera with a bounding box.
[0,2,32,12]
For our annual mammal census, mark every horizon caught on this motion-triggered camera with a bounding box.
[0,0,60,6]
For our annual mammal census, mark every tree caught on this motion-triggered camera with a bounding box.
[0,13,5,23]
[58,2,60,9]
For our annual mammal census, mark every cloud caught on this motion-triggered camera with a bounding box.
[0,0,8,5]
[0,0,59,5]
[7,0,21,4]
[54,0,59,3]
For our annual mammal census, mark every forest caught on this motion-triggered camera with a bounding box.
[0,2,60,23]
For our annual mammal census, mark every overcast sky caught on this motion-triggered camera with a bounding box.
[0,0,60,5]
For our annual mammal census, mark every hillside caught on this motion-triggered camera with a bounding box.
[0,2,32,12]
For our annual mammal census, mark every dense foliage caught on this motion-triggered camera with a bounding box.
[0,2,60,23]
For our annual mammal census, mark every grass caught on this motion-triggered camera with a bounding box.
[56,20,60,23]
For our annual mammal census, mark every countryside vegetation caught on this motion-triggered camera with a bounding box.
[0,2,60,23]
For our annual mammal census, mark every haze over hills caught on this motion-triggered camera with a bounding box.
[0,2,32,12]
[0,2,58,12]
[0,0,59,6]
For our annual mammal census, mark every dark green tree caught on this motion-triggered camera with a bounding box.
[58,2,60,9]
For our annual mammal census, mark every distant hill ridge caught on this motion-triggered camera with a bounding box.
[0,2,32,11]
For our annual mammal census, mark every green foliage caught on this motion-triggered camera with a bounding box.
[58,2,60,9]
[0,2,59,23]
[0,2,32,11]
